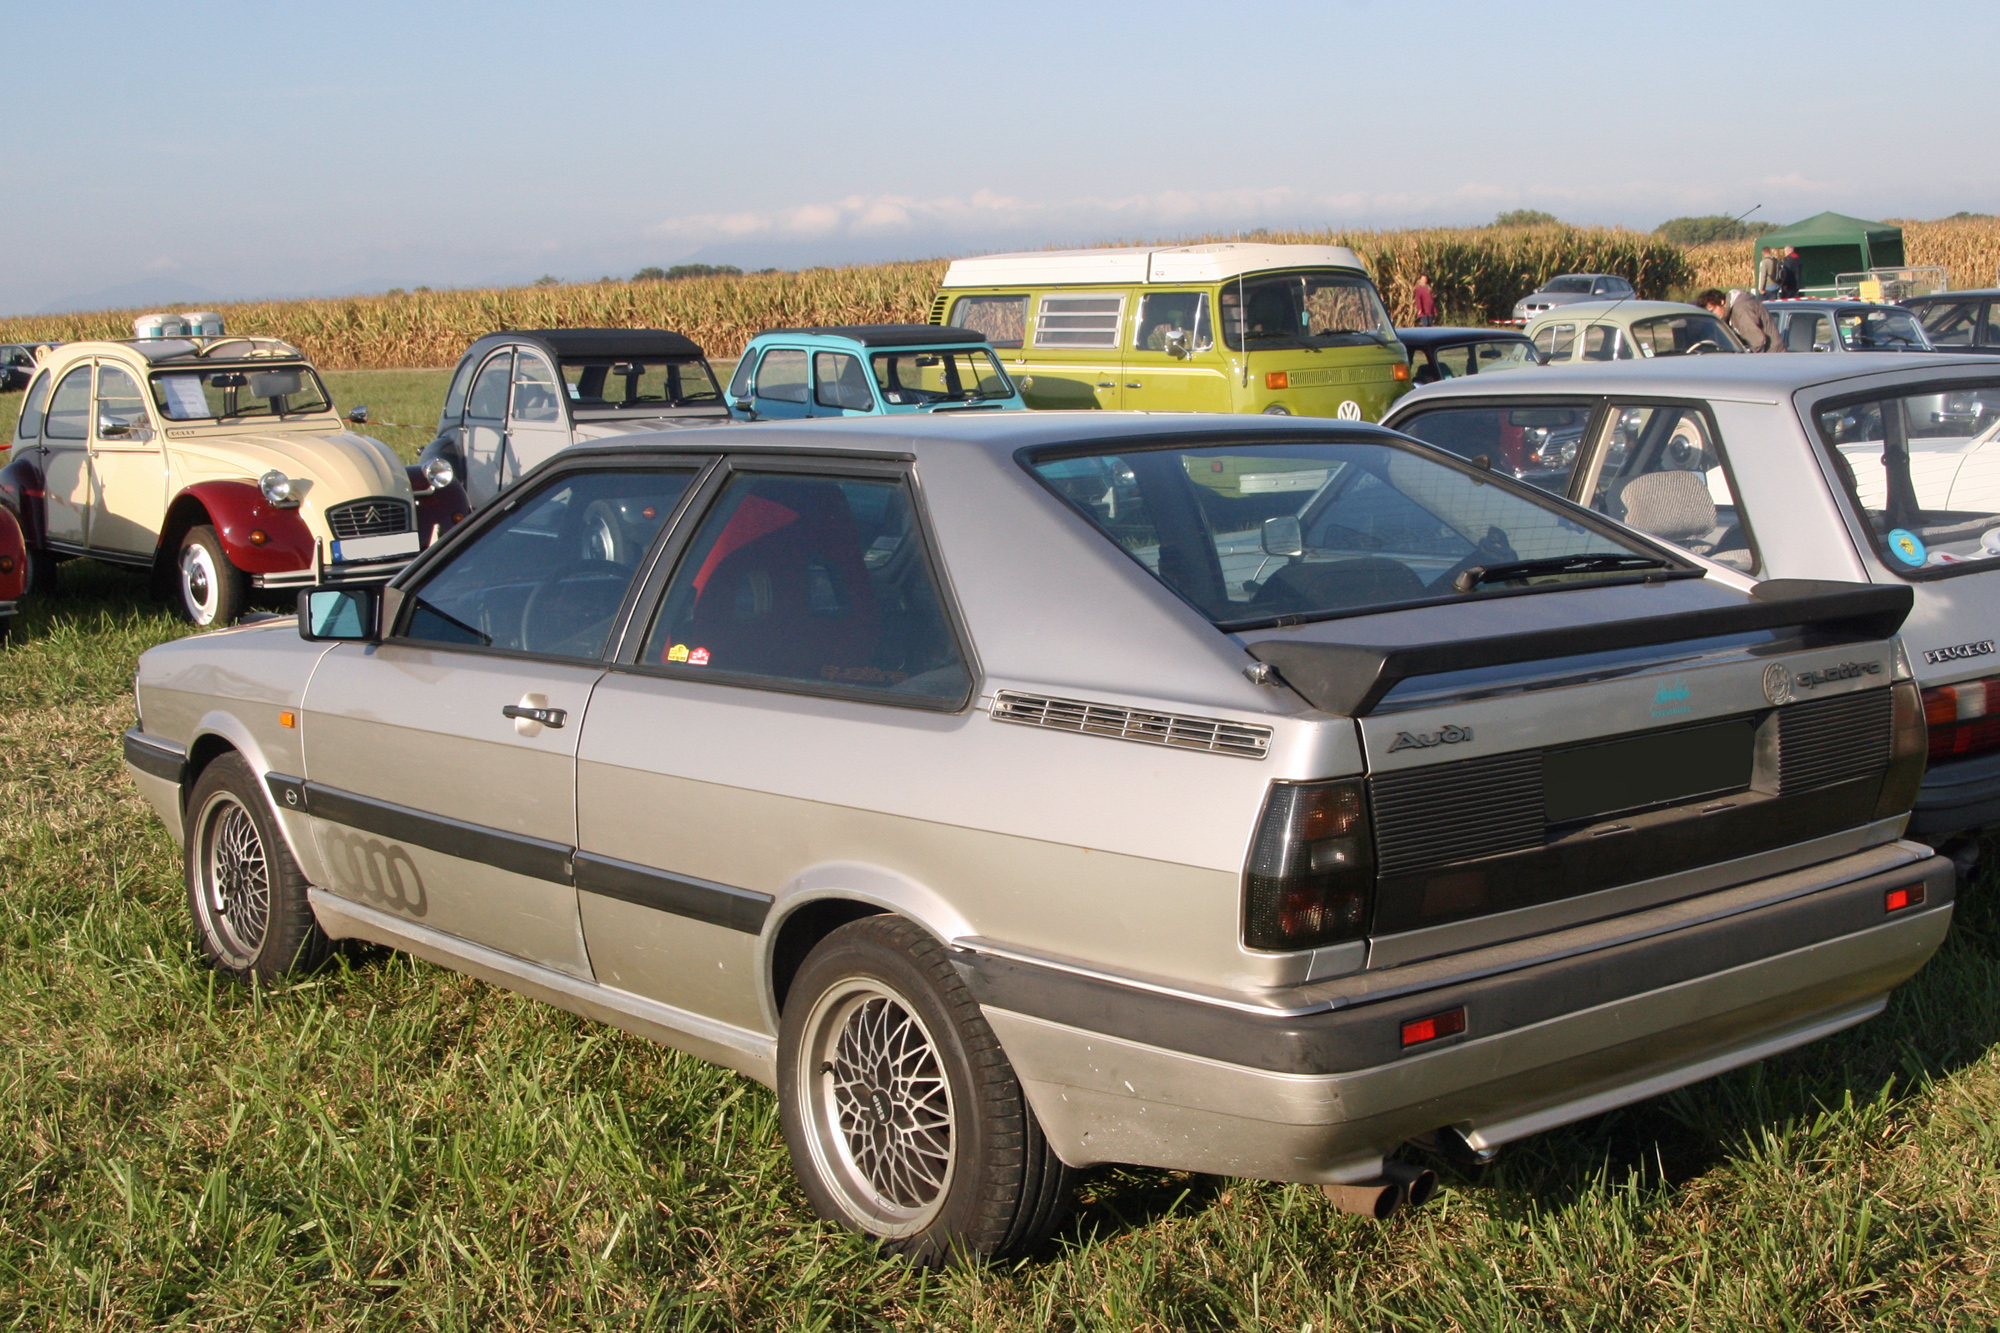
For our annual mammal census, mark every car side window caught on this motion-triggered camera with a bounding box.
[95,366,151,436]
[813,352,875,411]
[727,352,755,401]
[1984,303,2000,347]
[1433,345,1474,378]
[1581,325,1629,361]
[400,468,696,659]
[510,351,562,424]
[467,352,512,420]
[14,371,48,441]
[950,295,1027,348]
[44,366,93,441]
[443,356,478,421]
[1134,292,1213,353]
[640,470,970,705]
[1535,323,1576,360]
[754,349,809,404]
[1917,301,1980,347]
[1585,405,1752,573]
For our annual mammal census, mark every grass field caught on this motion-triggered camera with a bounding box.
[4,528,2000,1327]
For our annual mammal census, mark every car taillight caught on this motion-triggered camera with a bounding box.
[1243,779,1375,951]
[1921,674,2000,761]
[1875,679,1929,820]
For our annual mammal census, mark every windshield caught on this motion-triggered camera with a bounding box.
[1815,383,2000,576]
[1030,439,1667,628]
[561,357,721,410]
[870,348,1013,405]
[1542,277,1594,295]
[1220,271,1395,351]
[1836,308,1929,352]
[1630,313,1739,356]
[150,364,333,420]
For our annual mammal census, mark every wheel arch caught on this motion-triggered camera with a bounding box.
[181,711,322,881]
[761,862,977,1028]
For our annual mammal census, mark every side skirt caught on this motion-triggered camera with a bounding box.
[307,889,777,1086]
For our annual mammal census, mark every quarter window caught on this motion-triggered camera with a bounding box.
[45,366,93,441]
[14,371,48,440]
[949,295,1027,348]
[1814,383,2000,577]
[400,468,696,658]
[814,352,875,411]
[510,351,563,423]
[641,471,970,704]
[754,349,810,404]
[1034,295,1123,349]
[1584,405,1753,572]
[467,353,512,420]
[443,355,478,420]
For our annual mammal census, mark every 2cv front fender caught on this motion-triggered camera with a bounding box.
[162,480,317,575]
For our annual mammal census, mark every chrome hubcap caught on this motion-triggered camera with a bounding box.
[203,797,270,960]
[801,980,955,1235]
[180,544,218,623]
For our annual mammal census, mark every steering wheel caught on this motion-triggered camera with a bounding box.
[519,559,628,655]
[1684,340,1722,355]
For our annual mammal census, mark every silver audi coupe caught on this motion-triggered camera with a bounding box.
[123,412,1951,1263]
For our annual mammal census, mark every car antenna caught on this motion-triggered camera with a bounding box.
[1238,271,1249,388]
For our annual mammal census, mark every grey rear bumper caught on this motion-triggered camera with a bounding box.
[1910,748,2000,838]
[965,842,1952,1184]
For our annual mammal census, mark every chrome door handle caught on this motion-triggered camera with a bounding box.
[502,703,566,728]
[1096,381,1115,388]
[1125,382,1142,388]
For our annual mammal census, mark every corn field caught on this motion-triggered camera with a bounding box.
[6,219,1998,370]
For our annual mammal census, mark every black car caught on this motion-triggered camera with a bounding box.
[1397,326,1543,385]
[0,344,45,392]
[1901,289,2000,355]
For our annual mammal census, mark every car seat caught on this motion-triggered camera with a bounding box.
[1785,317,1821,353]
[1617,470,1716,542]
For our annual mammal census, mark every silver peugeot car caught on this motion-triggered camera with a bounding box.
[124,413,1946,1264]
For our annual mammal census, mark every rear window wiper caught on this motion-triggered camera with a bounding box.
[1453,553,1675,592]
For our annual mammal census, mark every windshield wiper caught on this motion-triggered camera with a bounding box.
[1453,553,1674,592]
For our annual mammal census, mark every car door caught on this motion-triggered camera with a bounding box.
[747,347,811,420]
[1124,290,1228,411]
[505,346,571,475]
[301,460,709,974]
[460,349,513,505]
[87,363,167,555]
[809,349,879,417]
[571,460,974,1028]
[38,363,94,547]
[1024,290,1128,408]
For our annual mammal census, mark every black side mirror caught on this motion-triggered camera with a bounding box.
[298,586,381,642]
[347,405,370,424]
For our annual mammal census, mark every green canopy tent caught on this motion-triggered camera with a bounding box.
[1754,212,1906,291]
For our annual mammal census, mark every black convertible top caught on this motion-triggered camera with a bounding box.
[1396,326,1538,351]
[499,328,706,359]
[753,324,991,348]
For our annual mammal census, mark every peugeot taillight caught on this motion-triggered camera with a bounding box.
[1920,673,2000,761]
[1243,780,1375,951]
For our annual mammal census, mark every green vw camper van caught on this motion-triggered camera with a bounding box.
[930,243,1412,419]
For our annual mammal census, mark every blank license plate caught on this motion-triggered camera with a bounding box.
[1543,717,1755,824]
[331,532,419,564]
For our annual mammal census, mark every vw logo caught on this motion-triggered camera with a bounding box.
[1336,399,1362,421]
[1762,662,1793,706]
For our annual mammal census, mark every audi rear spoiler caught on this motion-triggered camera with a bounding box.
[1243,579,1912,718]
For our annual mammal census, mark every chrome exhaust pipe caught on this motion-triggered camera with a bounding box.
[1381,1159,1438,1209]
[1321,1179,1402,1221]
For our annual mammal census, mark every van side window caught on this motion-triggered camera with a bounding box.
[1135,293,1213,353]
[950,295,1027,348]
[1586,405,1753,573]
[15,371,48,440]
[754,350,810,404]
[1034,295,1123,349]
[641,471,970,705]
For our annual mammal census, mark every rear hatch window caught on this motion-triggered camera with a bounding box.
[1027,433,1692,630]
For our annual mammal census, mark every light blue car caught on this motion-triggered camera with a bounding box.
[726,325,1025,420]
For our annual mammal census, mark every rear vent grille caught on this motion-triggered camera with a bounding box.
[1779,689,1893,796]
[327,497,413,540]
[1370,751,1545,875]
[989,691,1271,759]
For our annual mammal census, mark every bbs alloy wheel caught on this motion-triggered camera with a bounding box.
[196,793,272,965]
[183,753,330,980]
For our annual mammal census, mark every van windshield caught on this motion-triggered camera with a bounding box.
[150,365,333,420]
[1030,438,1675,629]
[1220,271,1396,351]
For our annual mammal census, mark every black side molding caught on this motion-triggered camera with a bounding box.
[306,782,573,884]
[574,851,772,935]
[1245,579,1913,717]
[122,728,186,783]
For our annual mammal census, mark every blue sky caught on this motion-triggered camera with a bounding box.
[9,0,1998,315]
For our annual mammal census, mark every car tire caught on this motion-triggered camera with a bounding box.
[777,915,1073,1267]
[185,752,331,981]
[176,525,248,627]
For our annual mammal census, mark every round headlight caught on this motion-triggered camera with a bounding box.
[259,470,294,506]
[423,456,455,490]
[1262,404,1293,415]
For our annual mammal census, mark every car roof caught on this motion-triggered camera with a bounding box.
[1538,274,1628,285]
[748,324,991,349]
[1766,299,1918,313]
[41,336,306,366]
[1397,326,1535,349]
[541,409,1408,465]
[477,328,705,359]
[1526,299,1707,323]
[1387,350,2000,407]
[940,242,1369,288]
[1904,290,2000,303]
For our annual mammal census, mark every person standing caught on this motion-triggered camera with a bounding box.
[1757,247,1783,297]
[1779,246,1804,299]
[1411,274,1438,327]
[1696,287,1785,352]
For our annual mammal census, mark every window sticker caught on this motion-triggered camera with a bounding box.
[1887,528,1927,566]
[688,647,710,665]
[666,643,690,662]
